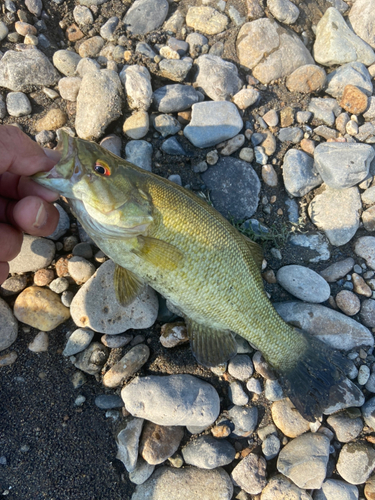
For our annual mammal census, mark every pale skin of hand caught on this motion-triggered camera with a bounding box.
[0,124,61,285]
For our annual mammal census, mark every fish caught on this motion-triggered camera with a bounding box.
[33,131,350,421]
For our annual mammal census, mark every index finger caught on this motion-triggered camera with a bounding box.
[0,125,61,177]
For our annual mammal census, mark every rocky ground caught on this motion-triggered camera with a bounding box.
[2,0,375,498]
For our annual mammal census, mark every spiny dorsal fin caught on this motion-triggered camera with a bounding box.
[186,319,237,367]
[114,264,144,306]
[242,234,264,270]
[132,235,183,271]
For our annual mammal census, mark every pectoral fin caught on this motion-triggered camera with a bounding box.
[186,319,237,367]
[132,235,183,271]
[242,235,264,270]
[114,264,144,306]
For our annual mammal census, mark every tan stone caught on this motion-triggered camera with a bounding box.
[34,268,55,286]
[340,84,368,115]
[15,21,37,36]
[363,206,375,232]
[280,106,294,127]
[186,7,228,36]
[139,421,184,465]
[35,108,68,131]
[300,138,315,155]
[246,0,264,19]
[271,398,310,438]
[66,23,84,42]
[123,111,149,139]
[286,64,326,93]
[14,286,70,331]
[352,272,372,297]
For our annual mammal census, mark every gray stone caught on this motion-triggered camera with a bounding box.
[274,301,373,350]
[246,378,262,394]
[313,7,375,67]
[308,186,361,246]
[75,68,123,140]
[314,479,359,500]
[53,50,82,77]
[63,328,94,356]
[277,265,331,303]
[0,275,27,297]
[277,433,330,489]
[128,458,154,485]
[159,58,193,83]
[354,236,375,269]
[116,418,144,472]
[323,378,365,414]
[70,260,158,334]
[186,33,208,58]
[360,299,375,327]
[100,135,122,157]
[123,0,169,35]
[237,18,314,84]
[58,77,82,102]
[261,474,313,500]
[282,149,322,197]
[6,92,31,117]
[0,298,18,352]
[120,65,152,111]
[9,235,55,273]
[362,396,375,429]
[327,412,363,443]
[288,233,330,263]
[101,333,132,348]
[320,258,355,282]
[314,142,374,189]
[182,436,236,469]
[186,6,228,35]
[267,0,299,24]
[201,157,260,220]
[135,42,156,59]
[184,101,243,148]
[348,0,375,49]
[100,16,119,40]
[161,137,187,156]
[73,341,109,375]
[49,277,69,294]
[194,55,242,101]
[68,256,95,284]
[364,96,375,120]
[0,49,59,91]
[228,405,258,438]
[0,22,9,41]
[271,398,310,438]
[153,114,181,137]
[25,0,42,17]
[265,379,284,401]
[229,381,249,406]
[336,442,375,484]
[76,58,100,77]
[308,97,338,126]
[78,0,109,5]
[47,204,70,241]
[262,434,281,460]
[125,140,153,171]
[231,453,267,495]
[326,62,373,98]
[153,84,199,113]
[278,127,303,143]
[121,374,220,427]
[228,354,253,381]
[131,467,233,500]
[73,5,94,25]
[102,344,150,388]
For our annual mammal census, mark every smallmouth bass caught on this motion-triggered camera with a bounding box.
[33,132,350,421]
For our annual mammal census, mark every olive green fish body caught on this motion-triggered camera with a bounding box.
[33,133,350,421]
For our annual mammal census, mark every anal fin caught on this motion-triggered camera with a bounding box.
[114,264,144,306]
[187,319,237,367]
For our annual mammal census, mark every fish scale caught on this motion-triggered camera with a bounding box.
[33,131,351,421]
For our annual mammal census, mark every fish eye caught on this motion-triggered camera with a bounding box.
[94,160,111,176]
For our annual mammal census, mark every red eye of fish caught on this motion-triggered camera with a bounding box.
[94,161,111,176]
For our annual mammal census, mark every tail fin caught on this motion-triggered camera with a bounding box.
[276,331,351,422]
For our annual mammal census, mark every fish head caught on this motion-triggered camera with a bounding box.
[33,131,154,237]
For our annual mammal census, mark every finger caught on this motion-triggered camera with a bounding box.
[0,262,9,285]
[0,172,59,202]
[0,125,60,176]
[0,223,23,262]
[12,196,59,236]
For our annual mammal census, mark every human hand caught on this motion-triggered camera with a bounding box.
[0,125,61,284]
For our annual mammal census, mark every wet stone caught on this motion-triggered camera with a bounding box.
[73,342,109,375]
[336,442,375,485]
[228,405,258,438]
[102,344,150,388]
[231,453,267,495]
[327,412,363,442]
[140,421,184,465]
[121,374,220,427]
[62,328,94,357]
[182,435,235,469]
[277,433,330,489]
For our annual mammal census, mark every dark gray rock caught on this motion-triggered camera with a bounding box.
[123,0,169,35]
[194,54,242,101]
[161,137,188,156]
[282,149,322,197]
[153,84,199,113]
[95,394,123,409]
[201,157,260,220]
[182,436,236,469]
[0,49,59,91]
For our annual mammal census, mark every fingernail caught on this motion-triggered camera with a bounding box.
[33,201,47,229]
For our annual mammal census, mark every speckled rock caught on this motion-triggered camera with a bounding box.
[131,466,233,500]
[349,0,375,49]
[14,287,70,331]
[9,235,55,273]
[277,265,331,303]
[194,54,242,101]
[261,474,313,500]
[336,442,375,485]
[271,398,310,438]
[73,341,109,375]
[70,260,158,334]
[0,298,18,352]
[36,108,68,132]
[327,412,363,443]
[286,64,326,93]
[140,421,184,465]
[123,0,169,35]
[0,275,27,297]
[274,301,374,350]
[231,453,267,495]
[277,433,330,489]
[58,77,82,101]
[186,6,228,35]
[335,290,361,316]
